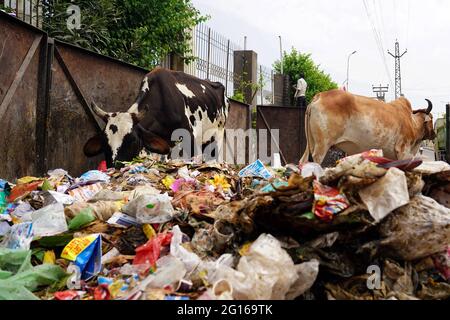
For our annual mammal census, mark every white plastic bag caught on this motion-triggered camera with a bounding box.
[300,163,324,178]
[10,202,34,222]
[146,255,187,289]
[42,191,75,207]
[234,234,299,300]
[0,222,33,250]
[170,225,202,273]
[32,203,68,237]
[359,168,410,223]
[122,193,175,224]
[213,234,318,300]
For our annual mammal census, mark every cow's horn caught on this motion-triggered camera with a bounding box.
[425,99,433,114]
[91,101,109,122]
[128,104,147,123]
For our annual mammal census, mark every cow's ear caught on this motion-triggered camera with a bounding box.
[84,134,104,157]
[138,128,170,155]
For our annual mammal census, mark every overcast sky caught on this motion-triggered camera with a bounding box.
[192,0,450,118]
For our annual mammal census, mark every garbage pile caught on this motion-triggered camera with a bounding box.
[0,150,449,300]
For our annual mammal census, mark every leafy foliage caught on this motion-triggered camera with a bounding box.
[41,0,206,69]
[273,48,338,104]
[41,0,119,54]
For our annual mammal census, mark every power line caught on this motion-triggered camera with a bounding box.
[393,0,399,38]
[362,0,393,88]
[406,0,412,49]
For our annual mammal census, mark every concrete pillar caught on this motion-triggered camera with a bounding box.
[273,74,290,106]
[233,50,258,107]
[170,53,185,72]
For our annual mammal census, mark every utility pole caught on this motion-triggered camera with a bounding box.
[388,40,407,99]
[372,84,389,101]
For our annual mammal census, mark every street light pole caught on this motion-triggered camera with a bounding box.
[346,50,357,91]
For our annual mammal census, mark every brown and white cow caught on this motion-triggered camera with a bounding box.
[300,89,436,164]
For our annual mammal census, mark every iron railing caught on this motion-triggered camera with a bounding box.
[1,0,41,28]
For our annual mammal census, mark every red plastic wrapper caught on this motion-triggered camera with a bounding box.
[94,284,111,300]
[54,290,80,301]
[433,246,450,281]
[313,181,350,222]
[98,161,108,172]
[7,181,41,202]
[133,232,173,268]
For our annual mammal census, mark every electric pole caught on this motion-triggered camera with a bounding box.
[372,84,389,101]
[388,40,407,99]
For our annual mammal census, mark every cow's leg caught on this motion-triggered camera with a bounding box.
[216,126,225,163]
[311,141,333,166]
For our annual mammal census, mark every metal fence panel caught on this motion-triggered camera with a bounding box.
[256,105,307,165]
[185,24,243,98]
[0,13,44,180]
[225,99,252,164]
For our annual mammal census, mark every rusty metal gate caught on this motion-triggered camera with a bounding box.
[256,105,307,165]
[0,12,252,180]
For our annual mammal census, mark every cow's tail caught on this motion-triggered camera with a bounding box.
[300,100,314,164]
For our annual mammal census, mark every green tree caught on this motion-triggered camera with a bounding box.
[41,0,120,54]
[41,0,206,69]
[273,48,338,104]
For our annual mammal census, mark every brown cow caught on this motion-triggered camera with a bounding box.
[300,89,436,164]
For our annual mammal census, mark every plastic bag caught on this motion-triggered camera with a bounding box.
[359,168,410,223]
[170,225,202,273]
[10,202,34,222]
[1,222,33,250]
[0,248,66,300]
[42,191,75,207]
[124,256,186,299]
[300,163,324,179]
[380,195,450,261]
[212,234,317,300]
[146,255,187,289]
[65,201,120,221]
[320,150,387,185]
[122,194,175,224]
[0,221,10,237]
[68,208,96,231]
[313,181,350,222]
[32,203,68,237]
[89,190,129,202]
[133,233,172,268]
[79,170,110,183]
[234,234,301,299]
[128,186,160,201]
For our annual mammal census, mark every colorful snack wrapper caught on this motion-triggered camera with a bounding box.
[239,160,272,179]
[61,234,102,280]
[313,181,350,222]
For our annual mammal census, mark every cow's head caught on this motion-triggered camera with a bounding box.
[83,101,170,167]
[413,99,436,141]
